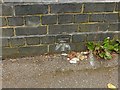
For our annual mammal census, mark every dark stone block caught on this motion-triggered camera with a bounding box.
[115,2,120,11]
[87,33,97,41]
[40,35,55,44]
[74,14,88,23]
[109,23,119,31]
[2,38,9,47]
[100,32,117,41]
[10,37,25,47]
[88,32,108,41]
[41,15,57,25]
[15,5,48,16]
[49,43,86,53]
[98,23,109,31]
[2,4,13,16]
[79,24,98,32]
[84,3,115,13]
[25,16,40,26]
[2,28,14,37]
[72,33,87,43]
[104,3,116,12]
[19,46,48,56]
[8,17,24,26]
[49,24,78,34]
[2,48,19,58]
[49,44,61,53]
[94,33,103,41]
[15,26,47,36]
[58,14,74,24]
[26,37,40,45]
[1,17,7,26]
[56,34,71,43]
[104,13,119,22]
[70,42,87,51]
[50,3,82,14]
[89,14,104,22]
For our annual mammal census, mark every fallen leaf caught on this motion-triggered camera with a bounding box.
[107,83,116,89]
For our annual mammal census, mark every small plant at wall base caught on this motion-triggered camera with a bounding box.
[86,37,120,60]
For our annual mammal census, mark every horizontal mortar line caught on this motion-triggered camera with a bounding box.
[48,23,78,26]
[2,1,120,3]
[64,11,119,15]
[7,13,49,17]
[79,22,120,24]
[1,22,119,29]
[1,11,118,18]
[0,25,47,28]
[69,31,120,35]
[1,31,120,39]
[21,44,48,47]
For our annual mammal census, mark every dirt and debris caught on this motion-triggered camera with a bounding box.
[2,53,119,88]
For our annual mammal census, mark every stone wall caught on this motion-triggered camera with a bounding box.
[1,2,120,58]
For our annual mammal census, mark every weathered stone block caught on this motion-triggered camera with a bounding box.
[50,3,82,14]
[2,4,13,16]
[49,24,78,34]
[2,38,9,47]
[79,24,98,32]
[104,13,119,22]
[98,23,109,31]
[41,15,57,25]
[2,28,14,37]
[109,23,119,31]
[72,33,87,43]
[0,17,7,26]
[24,16,40,26]
[10,37,25,47]
[15,26,47,36]
[8,17,24,26]
[15,5,48,16]
[2,48,19,58]
[89,14,104,22]
[56,34,71,43]
[84,3,115,13]
[74,14,88,23]
[19,46,48,56]
[26,36,40,45]
[58,14,74,24]
[40,35,55,44]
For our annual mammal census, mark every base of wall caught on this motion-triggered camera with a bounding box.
[2,31,119,59]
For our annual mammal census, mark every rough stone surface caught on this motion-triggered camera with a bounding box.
[79,24,99,32]
[1,2,119,58]
[58,14,74,24]
[1,17,7,26]
[15,5,48,16]
[2,28,14,37]
[2,4,13,16]
[26,37,40,45]
[2,38,9,47]
[18,46,48,56]
[40,35,55,44]
[50,3,82,14]
[74,14,88,23]
[10,37,25,47]
[72,34,87,42]
[7,17,24,26]
[15,26,47,36]
[41,15,57,25]
[84,3,115,13]
[49,24,78,34]
[24,16,40,26]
